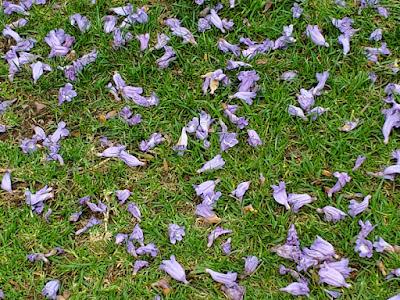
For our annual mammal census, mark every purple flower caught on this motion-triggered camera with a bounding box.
[243,256,259,276]
[386,268,400,280]
[69,211,82,222]
[139,133,164,152]
[241,38,274,59]
[1,170,12,192]
[309,106,328,120]
[136,33,150,51]
[281,71,297,81]
[127,202,141,221]
[221,238,232,255]
[202,69,229,95]
[207,227,232,247]
[44,208,52,222]
[348,195,370,217]
[197,155,225,173]
[231,181,250,201]
[297,89,315,112]
[58,83,77,105]
[272,224,301,261]
[291,3,303,18]
[45,29,75,58]
[160,255,188,283]
[173,127,188,155]
[133,260,149,275]
[85,200,107,213]
[335,0,346,6]
[204,9,233,33]
[273,25,296,50]
[25,186,54,214]
[377,6,389,18]
[110,4,133,16]
[116,189,131,204]
[198,17,211,32]
[42,280,60,300]
[313,71,330,96]
[229,91,257,105]
[280,281,310,296]
[354,220,375,258]
[112,28,133,49]
[136,243,158,257]
[370,29,382,41]
[319,266,351,288]
[279,265,301,280]
[156,46,176,69]
[130,224,144,246]
[193,179,220,197]
[168,224,185,244]
[352,155,366,171]
[0,99,16,114]
[3,1,29,15]
[164,18,196,45]
[238,70,259,92]
[327,172,351,197]
[205,268,237,286]
[388,294,400,300]
[154,33,170,50]
[288,105,307,120]
[119,7,148,28]
[339,120,359,132]
[271,181,290,210]
[332,17,354,34]
[64,49,97,81]
[195,203,220,222]
[247,129,262,147]
[306,25,329,47]
[223,105,248,129]
[373,237,394,253]
[323,259,352,278]
[102,15,117,33]
[226,60,252,70]
[75,217,101,235]
[288,193,313,212]
[358,220,375,238]
[115,233,128,244]
[382,101,400,145]
[31,61,51,84]
[316,206,347,223]
[126,240,137,257]
[70,14,91,32]
[221,283,245,300]
[308,236,336,260]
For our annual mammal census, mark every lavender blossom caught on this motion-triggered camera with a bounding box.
[271,181,290,210]
[168,224,185,244]
[75,217,101,235]
[288,193,313,213]
[133,260,149,275]
[116,189,131,204]
[377,6,389,18]
[173,127,188,155]
[156,46,176,69]
[327,172,351,197]
[58,83,77,105]
[136,243,158,257]
[42,280,60,300]
[280,281,310,297]
[139,133,164,152]
[64,49,97,81]
[127,202,141,221]
[281,71,297,81]
[231,181,250,201]
[136,33,150,51]
[352,156,366,171]
[164,18,196,45]
[1,170,12,192]
[223,105,249,129]
[154,33,170,50]
[69,211,82,222]
[207,227,232,247]
[25,186,54,214]
[370,29,383,41]
[288,105,307,120]
[319,266,351,288]
[160,255,188,284]
[102,15,117,33]
[197,155,225,173]
[243,256,259,276]
[316,206,347,223]
[306,25,329,47]
[221,238,232,255]
[226,60,252,70]
[348,195,370,217]
[205,268,237,286]
[31,61,51,84]
[247,129,262,147]
[202,69,229,95]
[373,237,395,253]
[70,14,91,32]
[45,29,75,58]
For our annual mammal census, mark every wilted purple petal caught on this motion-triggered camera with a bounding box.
[291,3,303,18]
[42,280,60,300]
[75,217,101,235]
[102,15,117,33]
[238,70,259,92]
[207,227,232,247]
[348,195,370,217]
[130,224,144,246]
[156,46,176,69]
[281,71,297,81]
[288,193,313,212]
[139,133,164,152]
[288,105,307,120]
[133,260,149,275]
[377,6,389,18]
[339,120,359,132]
[110,4,133,16]
[373,237,394,253]
[154,33,170,50]
[164,18,196,45]
[306,25,329,47]
[136,243,158,257]
[31,61,51,84]
[231,181,250,201]
[221,238,232,255]
[168,224,185,244]
[136,33,150,51]
[202,69,230,95]
[352,156,366,171]
[327,172,351,197]
[58,83,77,105]
[85,200,107,213]
[25,186,54,214]
[173,127,188,155]
[243,256,259,276]
[69,211,82,222]
[116,189,131,204]
[316,206,347,223]
[370,29,382,41]
[226,60,252,70]
[198,17,211,32]
[205,268,237,286]
[386,268,400,280]
[160,255,188,283]
[127,202,141,221]
[193,179,220,197]
[319,266,351,288]
[197,155,225,173]
[118,151,146,167]
[115,233,128,244]
[70,14,91,32]
[271,181,290,210]
[297,89,315,112]
[1,170,12,192]
[221,283,245,300]
[280,281,310,296]
[64,49,97,81]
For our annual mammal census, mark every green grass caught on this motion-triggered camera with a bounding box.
[1,0,400,299]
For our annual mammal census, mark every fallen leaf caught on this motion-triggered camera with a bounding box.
[34,102,46,112]
[322,170,332,177]
[243,204,257,214]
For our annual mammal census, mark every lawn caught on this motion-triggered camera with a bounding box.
[1,0,400,299]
